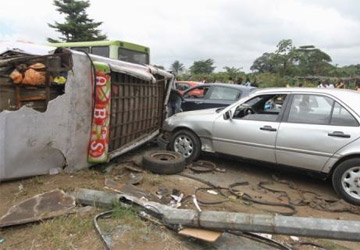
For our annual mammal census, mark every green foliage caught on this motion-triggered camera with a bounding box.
[223,66,243,79]
[256,73,288,88]
[170,60,185,74]
[48,0,107,42]
[190,59,216,74]
[176,38,359,88]
[251,39,334,77]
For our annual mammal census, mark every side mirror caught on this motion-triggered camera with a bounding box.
[223,110,232,120]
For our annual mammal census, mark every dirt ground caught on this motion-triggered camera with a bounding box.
[1,143,360,250]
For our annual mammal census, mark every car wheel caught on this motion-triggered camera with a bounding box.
[170,129,201,163]
[332,158,360,205]
[142,150,185,174]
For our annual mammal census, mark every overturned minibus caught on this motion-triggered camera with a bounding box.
[0,42,173,181]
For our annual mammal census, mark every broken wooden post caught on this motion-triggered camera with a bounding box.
[74,188,360,241]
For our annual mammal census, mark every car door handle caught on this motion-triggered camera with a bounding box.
[260,125,277,132]
[328,131,351,138]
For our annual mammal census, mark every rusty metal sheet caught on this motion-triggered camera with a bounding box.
[0,189,75,228]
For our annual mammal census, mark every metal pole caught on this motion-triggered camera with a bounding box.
[74,188,360,241]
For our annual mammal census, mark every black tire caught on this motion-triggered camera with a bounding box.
[170,129,201,163]
[142,150,185,174]
[332,158,360,205]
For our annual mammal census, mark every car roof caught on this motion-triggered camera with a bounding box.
[254,87,360,112]
[176,81,202,84]
[195,83,256,90]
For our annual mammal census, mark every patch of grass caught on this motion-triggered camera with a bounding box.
[111,202,142,227]
[37,213,93,248]
[316,239,351,250]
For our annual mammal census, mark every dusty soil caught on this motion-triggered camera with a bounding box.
[1,143,360,249]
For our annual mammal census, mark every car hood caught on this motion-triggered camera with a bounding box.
[175,108,221,117]
[163,108,222,133]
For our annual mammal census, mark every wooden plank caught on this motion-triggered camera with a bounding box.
[178,228,222,242]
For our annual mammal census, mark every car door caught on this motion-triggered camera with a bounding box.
[182,85,211,111]
[212,93,288,163]
[276,94,360,171]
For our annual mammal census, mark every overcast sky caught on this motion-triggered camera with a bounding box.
[1,0,359,72]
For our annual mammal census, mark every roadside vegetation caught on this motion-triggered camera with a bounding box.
[172,39,360,88]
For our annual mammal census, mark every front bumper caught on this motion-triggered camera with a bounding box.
[157,133,170,150]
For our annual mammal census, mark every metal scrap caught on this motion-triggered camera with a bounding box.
[0,189,76,228]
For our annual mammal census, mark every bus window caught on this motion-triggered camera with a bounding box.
[118,48,148,64]
[70,47,90,53]
[91,46,109,58]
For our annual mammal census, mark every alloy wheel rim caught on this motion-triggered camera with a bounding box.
[174,135,193,158]
[341,166,360,200]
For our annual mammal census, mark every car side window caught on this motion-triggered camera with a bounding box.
[233,94,287,121]
[183,86,210,99]
[288,94,333,125]
[331,102,359,126]
[208,86,241,101]
[176,83,189,91]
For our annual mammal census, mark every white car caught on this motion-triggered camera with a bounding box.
[159,88,360,205]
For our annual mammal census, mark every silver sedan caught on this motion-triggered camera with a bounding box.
[158,88,360,205]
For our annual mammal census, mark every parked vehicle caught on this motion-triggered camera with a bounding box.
[50,40,150,65]
[175,81,201,95]
[158,88,360,205]
[181,83,256,111]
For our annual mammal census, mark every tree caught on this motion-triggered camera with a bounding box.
[250,52,277,73]
[170,60,185,74]
[223,66,243,79]
[274,39,298,76]
[296,45,332,75]
[189,59,216,74]
[48,0,107,42]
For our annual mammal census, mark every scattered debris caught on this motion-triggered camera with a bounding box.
[93,210,112,250]
[170,193,184,208]
[260,175,360,215]
[74,188,360,242]
[192,195,202,212]
[254,233,273,240]
[178,228,222,242]
[123,162,144,173]
[0,190,75,228]
[189,160,217,173]
[104,178,160,202]
[290,236,299,241]
[156,186,168,198]
[0,237,4,244]
[292,241,328,250]
[127,173,143,185]
[207,190,219,195]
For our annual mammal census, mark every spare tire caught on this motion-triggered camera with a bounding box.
[142,150,185,174]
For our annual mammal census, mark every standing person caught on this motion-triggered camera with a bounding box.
[356,79,360,91]
[167,88,183,117]
[228,77,234,84]
[244,77,251,87]
[336,79,345,88]
[236,77,243,85]
[317,81,327,88]
[251,78,259,87]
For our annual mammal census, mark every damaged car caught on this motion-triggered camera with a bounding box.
[0,42,174,181]
[159,88,360,205]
